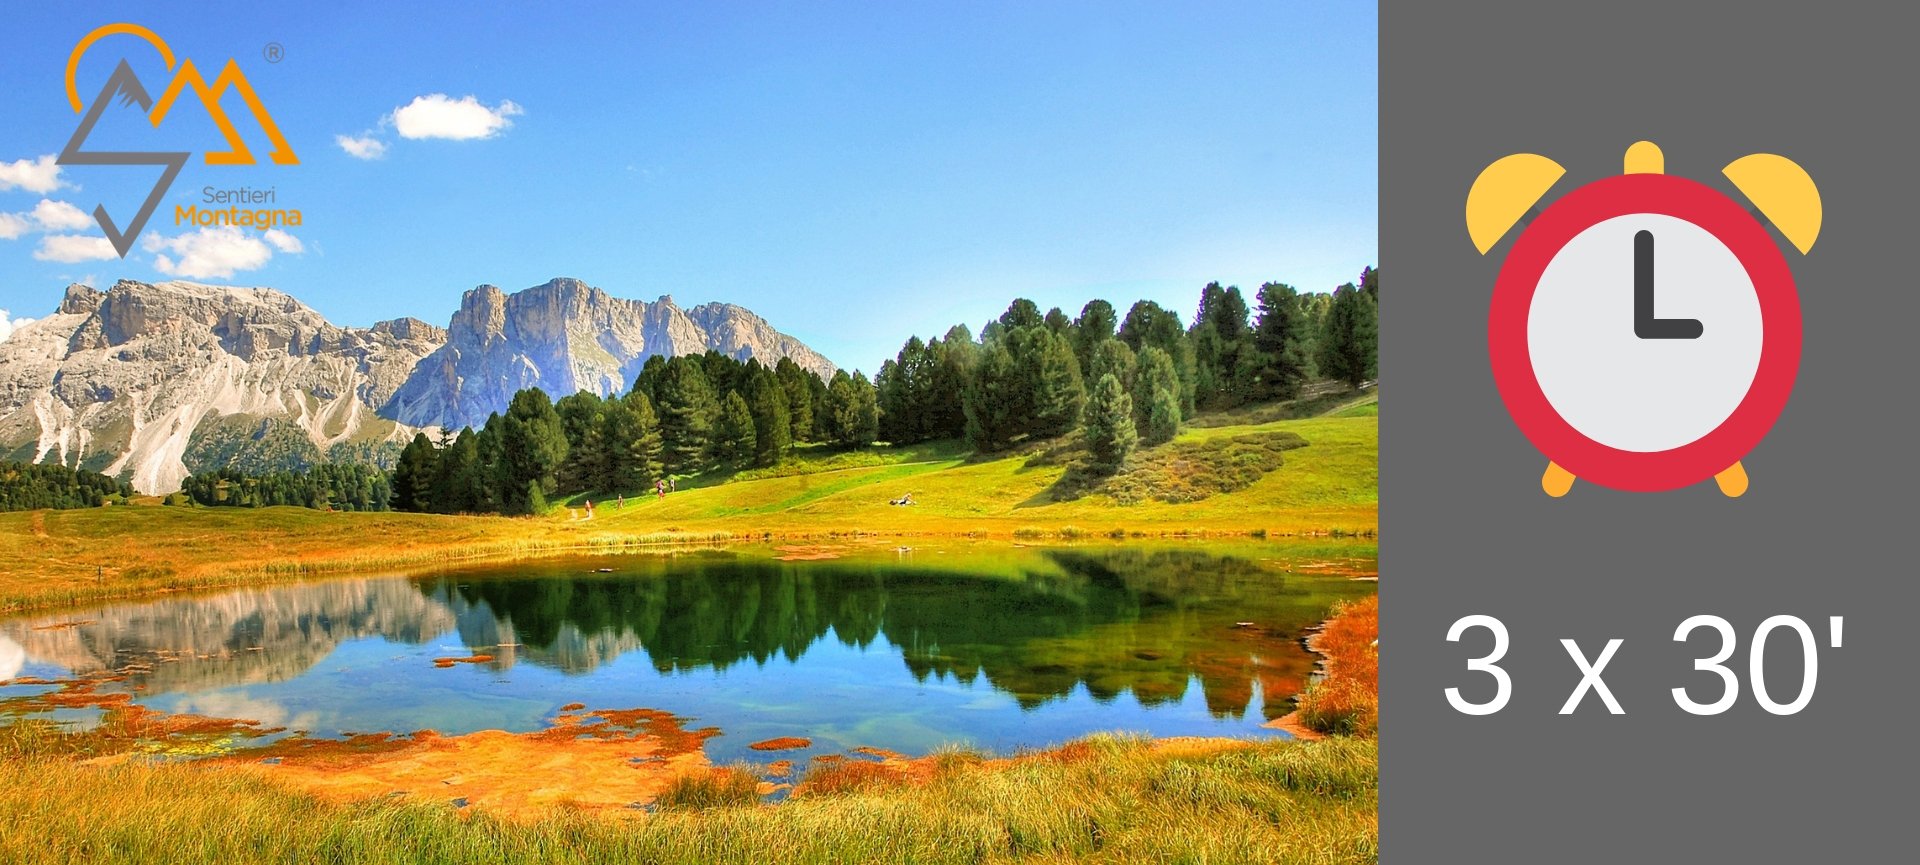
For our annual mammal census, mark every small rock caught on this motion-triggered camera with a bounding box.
[450,797,470,808]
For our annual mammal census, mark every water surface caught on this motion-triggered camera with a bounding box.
[0,542,1373,764]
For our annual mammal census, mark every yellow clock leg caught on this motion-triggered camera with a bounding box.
[1624,140,1665,175]
[1542,461,1576,497]
[1714,462,1749,497]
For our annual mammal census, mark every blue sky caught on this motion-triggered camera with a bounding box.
[0,1,1376,371]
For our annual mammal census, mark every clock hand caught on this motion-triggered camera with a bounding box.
[1634,230,1704,339]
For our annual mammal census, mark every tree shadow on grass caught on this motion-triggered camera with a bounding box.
[1023,431,1310,508]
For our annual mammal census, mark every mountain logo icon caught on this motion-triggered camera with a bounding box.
[56,23,300,257]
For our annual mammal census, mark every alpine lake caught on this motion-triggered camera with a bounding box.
[0,542,1375,774]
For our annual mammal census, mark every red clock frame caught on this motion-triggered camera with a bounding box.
[1487,173,1801,492]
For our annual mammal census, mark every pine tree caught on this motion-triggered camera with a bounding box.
[773,357,815,443]
[875,357,908,443]
[927,325,976,440]
[656,357,718,474]
[1026,328,1086,439]
[1072,299,1118,376]
[878,336,945,444]
[1118,300,1196,417]
[747,373,792,466]
[499,388,569,514]
[391,432,437,512]
[700,350,741,397]
[850,370,879,445]
[825,370,878,447]
[1145,381,1182,447]
[554,391,607,493]
[1087,339,1136,395]
[999,298,1042,331]
[1318,282,1379,389]
[525,479,548,516]
[598,397,636,491]
[1135,346,1182,446]
[901,336,937,442]
[607,391,664,491]
[963,342,1021,452]
[1251,282,1318,401]
[426,430,461,513]
[446,427,485,513]
[713,391,757,463]
[631,354,668,406]
[806,372,830,438]
[1190,282,1256,410]
[475,413,506,513]
[1084,373,1138,469]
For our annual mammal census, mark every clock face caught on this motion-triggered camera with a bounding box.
[1487,173,1801,491]
[1528,213,1763,452]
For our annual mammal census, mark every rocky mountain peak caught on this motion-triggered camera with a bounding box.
[370,317,447,343]
[384,278,837,430]
[0,279,447,494]
[59,284,103,315]
[1,276,837,492]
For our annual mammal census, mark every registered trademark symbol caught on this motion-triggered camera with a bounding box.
[263,42,285,63]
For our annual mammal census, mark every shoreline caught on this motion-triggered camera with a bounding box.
[0,515,1377,616]
[4,668,1353,820]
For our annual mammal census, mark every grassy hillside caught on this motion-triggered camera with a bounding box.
[581,410,1374,536]
[0,391,1375,613]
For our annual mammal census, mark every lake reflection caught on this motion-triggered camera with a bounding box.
[1,543,1373,762]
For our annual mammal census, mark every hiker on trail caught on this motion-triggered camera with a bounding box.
[669,477,676,493]
[656,480,665,499]
[585,500,595,519]
[617,493,624,510]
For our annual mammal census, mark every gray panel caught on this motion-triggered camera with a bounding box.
[1382,1,1912,860]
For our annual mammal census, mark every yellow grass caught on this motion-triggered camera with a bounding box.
[0,734,1379,865]
[1296,595,1381,736]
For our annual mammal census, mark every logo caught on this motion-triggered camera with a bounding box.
[57,23,299,257]
[1466,141,1820,498]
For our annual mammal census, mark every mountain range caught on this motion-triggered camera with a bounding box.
[0,277,837,494]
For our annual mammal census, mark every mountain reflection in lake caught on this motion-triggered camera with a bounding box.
[0,544,1373,763]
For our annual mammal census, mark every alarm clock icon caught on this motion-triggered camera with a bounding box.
[1468,141,1820,497]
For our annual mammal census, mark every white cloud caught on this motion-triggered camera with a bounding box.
[388,94,523,141]
[0,155,66,194]
[0,310,36,344]
[335,134,388,160]
[1,200,96,240]
[31,199,94,232]
[147,226,304,279]
[34,234,118,263]
[149,227,272,278]
[263,228,303,254]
